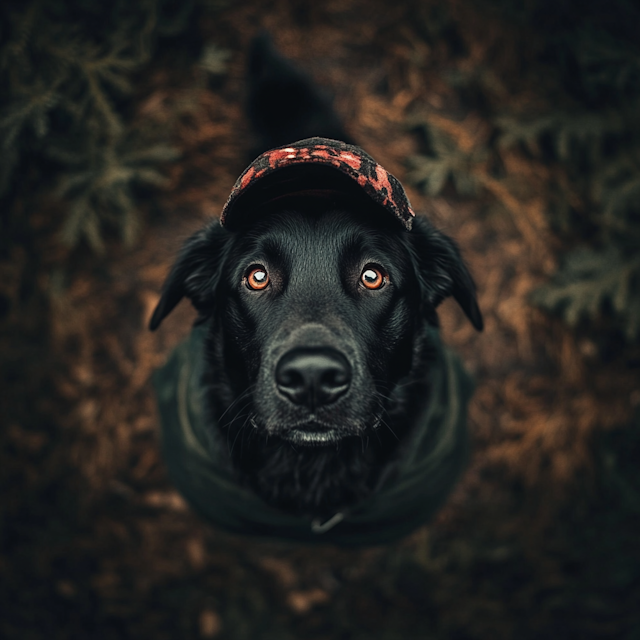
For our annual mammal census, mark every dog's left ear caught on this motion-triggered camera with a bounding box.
[149,220,231,331]
[409,217,483,331]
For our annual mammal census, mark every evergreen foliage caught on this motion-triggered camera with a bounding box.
[199,42,232,75]
[407,0,640,342]
[0,0,215,251]
[532,248,640,339]
[53,134,179,251]
[406,121,485,197]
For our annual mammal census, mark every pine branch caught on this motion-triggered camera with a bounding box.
[199,43,232,75]
[406,123,486,197]
[55,132,179,251]
[532,248,640,339]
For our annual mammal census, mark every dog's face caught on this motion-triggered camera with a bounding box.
[150,197,482,515]
[217,205,420,447]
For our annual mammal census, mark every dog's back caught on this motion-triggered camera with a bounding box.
[247,32,354,157]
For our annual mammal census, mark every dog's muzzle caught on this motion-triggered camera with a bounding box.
[273,346,352,446]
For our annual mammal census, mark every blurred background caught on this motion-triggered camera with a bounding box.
[1,0,639,638]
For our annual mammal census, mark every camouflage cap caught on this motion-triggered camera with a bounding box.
[220,137,415,230]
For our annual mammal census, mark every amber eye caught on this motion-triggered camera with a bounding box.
[245,266,270,290]
[360,265,386,290]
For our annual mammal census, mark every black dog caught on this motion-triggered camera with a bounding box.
[149,43,482,546]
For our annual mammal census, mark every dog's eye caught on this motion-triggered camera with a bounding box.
[245,266,270,290]
[360,265,386,290]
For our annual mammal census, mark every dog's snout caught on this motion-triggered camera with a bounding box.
[275,348,351,410]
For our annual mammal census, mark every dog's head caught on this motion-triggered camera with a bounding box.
[150,139,482,451]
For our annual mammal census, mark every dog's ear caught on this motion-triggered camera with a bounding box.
[149,220,231,331]
[409,216,483,331]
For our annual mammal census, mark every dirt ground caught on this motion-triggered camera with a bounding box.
[1,1,639,639]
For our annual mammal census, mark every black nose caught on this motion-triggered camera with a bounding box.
[275,348,351,410]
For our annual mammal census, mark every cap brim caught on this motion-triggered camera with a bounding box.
[220,137,415,231]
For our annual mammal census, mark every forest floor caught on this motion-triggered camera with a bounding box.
[1,1,639,639]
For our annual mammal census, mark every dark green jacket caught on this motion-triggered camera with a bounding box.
[153,327,474,546]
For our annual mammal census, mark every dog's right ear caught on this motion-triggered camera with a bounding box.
[149,220,231,331]
[408,216,483,331]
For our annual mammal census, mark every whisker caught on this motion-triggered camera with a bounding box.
[229,412,252,455]
[217,385,256,424]
[377,414,399,441]
[360,433,368,454]
[224,403,254,451]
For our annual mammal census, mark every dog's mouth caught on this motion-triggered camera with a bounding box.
[267,416,383,448]
[249,416,346,446]
[279,421,345,447]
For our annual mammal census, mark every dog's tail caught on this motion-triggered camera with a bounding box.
[246,31,353,157]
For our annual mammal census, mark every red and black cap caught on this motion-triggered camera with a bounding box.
[220,137,416,231]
